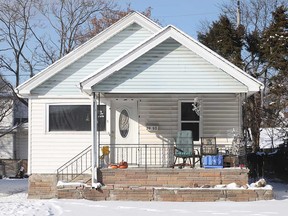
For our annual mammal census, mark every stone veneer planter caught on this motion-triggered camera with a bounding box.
[28,168,273,201]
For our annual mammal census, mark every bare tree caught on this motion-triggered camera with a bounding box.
[0,0,124,102]
[0,0,38,87]
[32,0,117,65]
[0,0,124,86]
[77,5,153,43]
[0,76,13,138]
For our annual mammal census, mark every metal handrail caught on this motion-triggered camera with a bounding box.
[57,145,92,182]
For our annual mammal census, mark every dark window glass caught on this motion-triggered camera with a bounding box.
[97,105,106,131]
[181,102,199,121]
[49,105,91,131]
[181,123,199,141]
[181,102,200,141]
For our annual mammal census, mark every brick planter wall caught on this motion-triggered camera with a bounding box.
[28,174,57,199]
[100,168,249,187]
[57,185,273,202]
[153,188,273,202]
[29,168,273,201]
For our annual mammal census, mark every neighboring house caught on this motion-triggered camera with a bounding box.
[260,127,288,149]
[0,95,28,160]
[16,12,262,186]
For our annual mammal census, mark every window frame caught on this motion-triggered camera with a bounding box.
[46,103,108,133]
[178,100,202,142]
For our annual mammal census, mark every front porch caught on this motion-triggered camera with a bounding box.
[31,143,271,201]
[28,141,273,202]
[55,142,242,184]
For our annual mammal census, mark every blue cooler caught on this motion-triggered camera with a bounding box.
[203,155,223,168]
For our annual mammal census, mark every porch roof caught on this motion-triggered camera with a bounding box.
[80,26,263,96]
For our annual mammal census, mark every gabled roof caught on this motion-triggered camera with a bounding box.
[16,12,162,96]
[80,25,263,95]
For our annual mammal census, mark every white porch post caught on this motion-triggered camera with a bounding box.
[91,92,99,187]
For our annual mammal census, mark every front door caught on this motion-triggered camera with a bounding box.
[110,99,138,165]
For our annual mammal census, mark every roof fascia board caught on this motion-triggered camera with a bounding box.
[82,26,262,93]
[167,27,263,92]
[131,12,162,32]
[16,12,161,96]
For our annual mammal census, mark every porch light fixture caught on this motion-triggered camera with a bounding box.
[192,97,200,116]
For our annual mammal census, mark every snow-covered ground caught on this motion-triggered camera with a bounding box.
[1,178,288,216]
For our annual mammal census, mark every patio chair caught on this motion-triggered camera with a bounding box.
[200,137,218,167]
[173,131,199,168]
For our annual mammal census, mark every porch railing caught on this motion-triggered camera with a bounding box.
[100,144,175,168]
[100,144,234,168]
[57,145,92,182]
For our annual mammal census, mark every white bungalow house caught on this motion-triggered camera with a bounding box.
[16,12,262,187]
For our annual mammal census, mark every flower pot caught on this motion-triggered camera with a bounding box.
[109,164,118,169]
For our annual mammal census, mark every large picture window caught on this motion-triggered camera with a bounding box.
[49,105,107,132]
[180,102,200,141]
[49,105,91,131]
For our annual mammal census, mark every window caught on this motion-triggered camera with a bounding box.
[49,105,107,132]
[180,102,200,141]
[49,105,91,131]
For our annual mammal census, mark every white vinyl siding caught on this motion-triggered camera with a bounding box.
[93,38,248,93]
[29,98,110,173]
[29,93,240,173]
[32,23,153,96]
[0,133,14,159]
[106,93,241,146]
[15,127,28,159]
[0,105,13,128]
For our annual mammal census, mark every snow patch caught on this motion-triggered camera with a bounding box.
[0,178,286,216]
[57,181,88,188]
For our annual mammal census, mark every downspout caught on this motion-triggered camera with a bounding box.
[243,93,247,138]
[28,99,32,174]
[98,93,101,170]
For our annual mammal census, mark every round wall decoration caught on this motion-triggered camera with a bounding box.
[119,109,129,138]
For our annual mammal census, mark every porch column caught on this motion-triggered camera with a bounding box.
[91,92,98,186]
